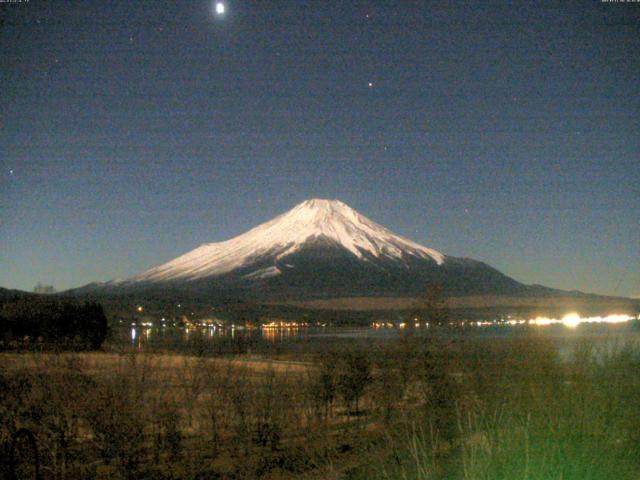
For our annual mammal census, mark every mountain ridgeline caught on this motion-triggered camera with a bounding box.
[76,199,564,302]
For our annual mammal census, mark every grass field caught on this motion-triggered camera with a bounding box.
[2,331,640,479]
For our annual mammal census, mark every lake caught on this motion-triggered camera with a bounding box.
[111,314,640,360]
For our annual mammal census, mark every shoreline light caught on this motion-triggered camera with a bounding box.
[529,313,635,327]
[561,313,581,328]
[370,314,636,330]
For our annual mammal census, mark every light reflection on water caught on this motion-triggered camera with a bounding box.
[124,325,321,349]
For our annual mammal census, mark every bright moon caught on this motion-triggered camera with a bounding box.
[215,2,225,15]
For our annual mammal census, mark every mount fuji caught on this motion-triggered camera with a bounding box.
[79,199,559,301]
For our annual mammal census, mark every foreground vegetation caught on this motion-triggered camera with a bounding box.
[1,332,639,479]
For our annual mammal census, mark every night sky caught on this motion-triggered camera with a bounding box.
[1,1,638,296]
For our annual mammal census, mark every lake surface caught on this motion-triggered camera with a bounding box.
[111,317,640,359]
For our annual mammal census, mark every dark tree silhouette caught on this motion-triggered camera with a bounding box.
[0,298,108,350]
[336,349,372,415]
[409,283,450,327]
[33,283,56,294]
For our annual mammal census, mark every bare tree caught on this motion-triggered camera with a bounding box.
[33,283,56,294]
[409,283,449,327]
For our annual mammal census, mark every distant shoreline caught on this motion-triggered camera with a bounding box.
[280,295,640,312]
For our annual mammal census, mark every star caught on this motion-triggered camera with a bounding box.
[9,169,14,175]
[368,82,374,88]
[215,2,225,15]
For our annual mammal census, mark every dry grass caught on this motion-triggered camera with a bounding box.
[2,333,640,479]
[1,352,311,376]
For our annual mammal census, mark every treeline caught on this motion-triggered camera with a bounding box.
[0,297,108,350]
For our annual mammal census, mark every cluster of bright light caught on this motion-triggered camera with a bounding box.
[372,322,388,328]
[372,321,416,328]
[261,321,309,329]
[371,313,636,330]
[459,314,636,328]
[529,313,635,328]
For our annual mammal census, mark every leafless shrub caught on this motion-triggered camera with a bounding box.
[335,347,372,417]
[84,354,153,479]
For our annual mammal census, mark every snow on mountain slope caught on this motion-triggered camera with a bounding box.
[131,199,445,283]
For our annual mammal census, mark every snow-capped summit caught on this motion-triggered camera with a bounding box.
[131,198,445,283]
[72,198,563,301]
